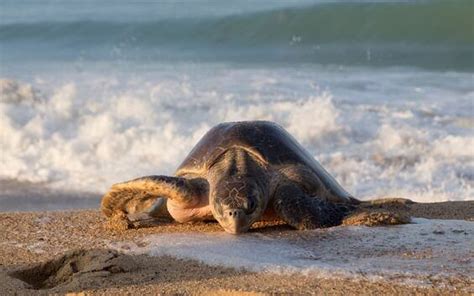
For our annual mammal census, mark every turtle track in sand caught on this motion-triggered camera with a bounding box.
[9,249,137,290]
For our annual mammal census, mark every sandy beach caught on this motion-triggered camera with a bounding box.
[1,200,472,295]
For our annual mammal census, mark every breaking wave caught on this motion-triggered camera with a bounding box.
[1,0,472,69]
[3,1,472,44]
[1,70,472,202]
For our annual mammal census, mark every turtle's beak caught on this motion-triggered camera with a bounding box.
[222,208,250,234]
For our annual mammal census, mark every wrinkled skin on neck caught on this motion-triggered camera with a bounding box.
[207,148,269,234]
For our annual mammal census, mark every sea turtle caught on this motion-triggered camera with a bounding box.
[101,121,409,234]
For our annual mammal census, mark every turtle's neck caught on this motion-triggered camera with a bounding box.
[206,147,268,185]
[206,147,270,210]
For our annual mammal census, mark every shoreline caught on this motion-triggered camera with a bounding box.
[1,200,473,295]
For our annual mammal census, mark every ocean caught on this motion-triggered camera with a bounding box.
[0,0,473,211]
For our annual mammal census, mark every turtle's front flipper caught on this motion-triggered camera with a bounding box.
[101,176,208,229]
[272,183,348,230]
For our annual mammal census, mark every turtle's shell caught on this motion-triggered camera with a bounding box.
[176,121,352,200]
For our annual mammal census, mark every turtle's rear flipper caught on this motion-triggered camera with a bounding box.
[342,208,411,226]
[341,197,412,226]
[272,183,347,229]
[101,175,208,229]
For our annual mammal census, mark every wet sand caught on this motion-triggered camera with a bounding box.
[0,200,473,295]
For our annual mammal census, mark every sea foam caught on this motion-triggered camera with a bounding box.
[112,219,474,289]
[0,65,472,202]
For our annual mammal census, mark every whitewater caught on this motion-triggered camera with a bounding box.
[1,65,472,202]
[0,0,473,205]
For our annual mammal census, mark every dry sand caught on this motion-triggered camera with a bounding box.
[0,200,473,295]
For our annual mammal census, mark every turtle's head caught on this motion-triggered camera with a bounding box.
[210,176,267,234]
[207,147,269,234]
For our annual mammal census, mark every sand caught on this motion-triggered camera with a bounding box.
[0,200,473,295]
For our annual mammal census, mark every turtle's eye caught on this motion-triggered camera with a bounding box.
[246,197,256,213]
